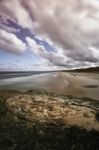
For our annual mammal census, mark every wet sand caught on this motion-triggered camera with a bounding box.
[0,72,99,100]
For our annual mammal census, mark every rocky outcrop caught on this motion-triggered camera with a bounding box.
[0,90,99,150]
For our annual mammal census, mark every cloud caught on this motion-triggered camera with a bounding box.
[0,0,33,29]
[26,37,68,67]
[0,0,99,69]
[26,37,47,57]
[0,29,26,53]
[23,0,99,63]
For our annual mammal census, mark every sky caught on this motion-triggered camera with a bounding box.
[0,0,99,71]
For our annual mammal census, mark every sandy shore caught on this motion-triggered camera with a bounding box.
[27,72,99,100]
[59,72,99,100]
[0,72,99,100]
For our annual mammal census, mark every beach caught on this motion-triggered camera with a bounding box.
[0,72,99,149]
[0,72,99,100]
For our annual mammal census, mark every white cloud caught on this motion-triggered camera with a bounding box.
[0,0,33,29]
[0,29,26,53]
[89,47,99,58]
[23,0,99,63]
[26,37,68,67]
[26,37,47,57]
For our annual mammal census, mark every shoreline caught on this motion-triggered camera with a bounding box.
[0,72,99,100]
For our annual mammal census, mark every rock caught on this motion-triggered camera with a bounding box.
[43,109,48,117]
[95,112,99,121]
[68,110,76,115]
[0,90,99,150]
[83,111,92,118]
